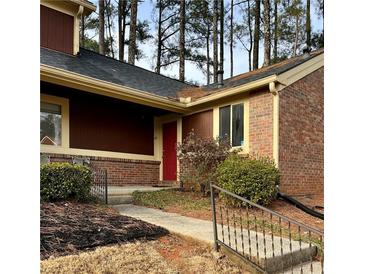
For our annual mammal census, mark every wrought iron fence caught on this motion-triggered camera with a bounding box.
[210,184,324,274]
[91,169,108,204]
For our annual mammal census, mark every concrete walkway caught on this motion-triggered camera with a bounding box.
[113,204,322,273]
[113,204,215,244]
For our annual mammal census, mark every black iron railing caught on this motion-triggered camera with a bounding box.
[210,184,324,274]
[91,169,108,204]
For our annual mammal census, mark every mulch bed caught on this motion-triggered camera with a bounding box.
[40,202,168,260]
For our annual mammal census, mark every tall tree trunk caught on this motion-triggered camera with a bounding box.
[253,0,260,69]
[99,0,105,55]
[81,15,85,48]
[206,29,210,85]
[106,0,114,58]
[219,0,224,72]
[118,0,126,61]
[247,0,253,71]
[306,0,311,49]
[213,0,218,82]
[293,15,299,56]
[128,0,138,64]
[179,0,185,81]
[156,1,162,74]
[263,0,271,66]
[230,0,234,77]
[273,0,278,62]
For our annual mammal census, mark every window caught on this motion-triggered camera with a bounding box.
[40,102,62,146]
[219,103,244,147]
[219,105,230,140]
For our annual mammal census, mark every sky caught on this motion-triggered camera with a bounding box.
[89,0,323,86]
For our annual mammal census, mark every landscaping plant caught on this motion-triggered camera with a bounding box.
[40,162,93,202]
[177,131,233,195]
[216,154,280,206]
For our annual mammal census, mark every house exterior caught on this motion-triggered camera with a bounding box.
[40,0,324,197]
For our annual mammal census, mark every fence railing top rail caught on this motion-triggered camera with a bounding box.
[211,184,323,235]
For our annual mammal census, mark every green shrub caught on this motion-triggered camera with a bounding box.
[216,155,279,206]
[40,162,92,202]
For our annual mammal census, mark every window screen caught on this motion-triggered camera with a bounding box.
[232,104,244,146]
[219,105,231,141]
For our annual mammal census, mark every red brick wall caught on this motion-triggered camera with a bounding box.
[279,68,324,196]
[249,89,273,157]
[43,153,161,186]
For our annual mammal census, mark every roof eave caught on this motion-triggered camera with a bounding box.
[40,64,187,113]
[69,0,96,14]
[186,75,278,107]
[276,52,324,90]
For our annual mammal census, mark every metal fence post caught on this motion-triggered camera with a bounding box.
[105,169,108,204]
[210,183,219,251]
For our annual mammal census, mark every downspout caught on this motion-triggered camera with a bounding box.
[269,81,279,167]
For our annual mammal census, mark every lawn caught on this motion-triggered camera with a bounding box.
[41,234,249,274]
[133,189,324,260]
[132,189,323,232]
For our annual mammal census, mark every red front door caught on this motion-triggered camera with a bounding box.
[163,121,177,181]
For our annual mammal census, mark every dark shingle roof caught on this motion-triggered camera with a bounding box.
[176,49,323,100]
[40,47,193,98]
[203,49,324,91]
[41,47,323,101]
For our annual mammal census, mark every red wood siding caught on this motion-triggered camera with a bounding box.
[163,121,177,180]
[40,5,74,54]
[69,94,155,155]
[40,82,168,156]
[182,110,213,141]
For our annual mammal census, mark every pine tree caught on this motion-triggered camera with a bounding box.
[213,0,219,82]
[128,0,138,64]
[99,0,105,54]
[179,0,186,81]
[219,0,224,72]
[253,0,260,69]
[118,0,127,61]
[263,0,271,67]
[306,0,311,49]
[234,0,253,71]
[105,0,115,58]
[155,0,180,74]
[273,0,278,63]
[229,0,234,77]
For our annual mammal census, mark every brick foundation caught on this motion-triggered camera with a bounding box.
[42,153,161,186]
[279,68,324,196]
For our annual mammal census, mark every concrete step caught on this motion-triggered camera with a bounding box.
[219,226,320,273]
[279,260,322,274]
[107,195,133,205]
[106,185,179,205]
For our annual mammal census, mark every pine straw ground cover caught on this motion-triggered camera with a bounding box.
[41,234,250,274]
[40,202,168,260]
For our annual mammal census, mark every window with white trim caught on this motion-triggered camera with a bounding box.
[40,102,62,146]
[219,103,244,147]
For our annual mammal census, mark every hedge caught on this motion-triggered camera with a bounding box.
[216,155,280,206]
[40,162,92,202]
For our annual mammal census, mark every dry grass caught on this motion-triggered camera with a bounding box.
[41,234,251,274]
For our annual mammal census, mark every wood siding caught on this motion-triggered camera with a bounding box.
[40,5,74,54]
[182,110,213,140]
[41,82,169,155]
